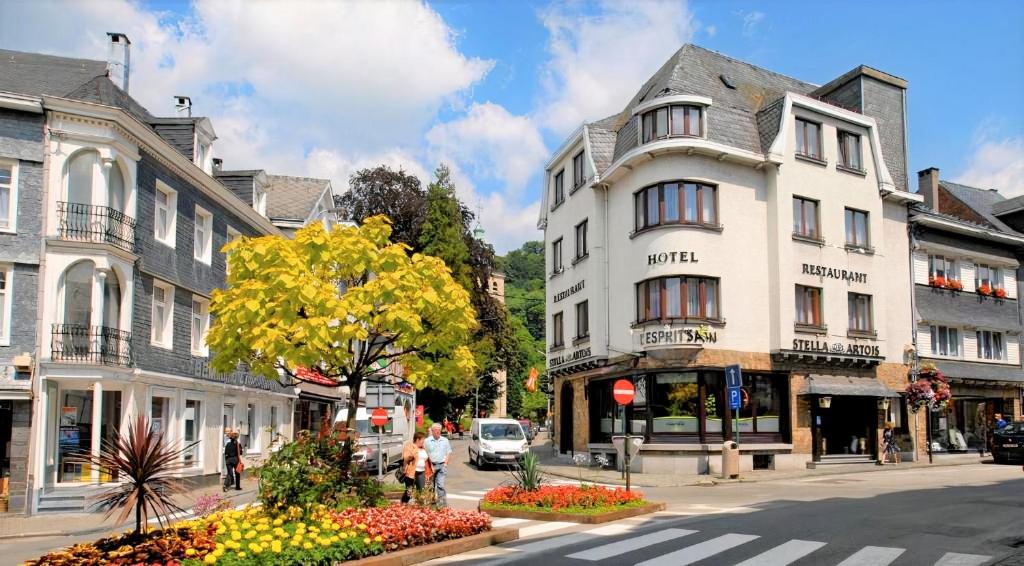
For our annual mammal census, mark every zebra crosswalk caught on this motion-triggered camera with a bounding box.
[447,516,996,566]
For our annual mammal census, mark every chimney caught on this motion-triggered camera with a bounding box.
[174,96,192,117]
[212,158,223,173]
[106,33,131,92]
[917,168,941,211]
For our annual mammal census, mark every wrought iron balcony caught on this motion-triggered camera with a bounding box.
[56,201,136,253]
[51,324,132,366]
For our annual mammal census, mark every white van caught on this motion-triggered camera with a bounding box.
[468,418,529,469]
[334,406,409,472]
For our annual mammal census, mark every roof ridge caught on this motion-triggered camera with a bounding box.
[0,48,106,68]
[941,178,1002,194]
[267,173,330,183]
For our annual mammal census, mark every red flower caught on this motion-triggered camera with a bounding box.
[995,288,1007,299]
[978,284,992,296]
[483,485,643,511]
[330,505,491,552]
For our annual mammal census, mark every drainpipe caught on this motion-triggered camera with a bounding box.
[602,183,611,360]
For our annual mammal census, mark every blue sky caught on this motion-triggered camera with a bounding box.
[3,0,1022,252]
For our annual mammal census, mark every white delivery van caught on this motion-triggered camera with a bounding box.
[334,387,415,473]
[468,418,529,469]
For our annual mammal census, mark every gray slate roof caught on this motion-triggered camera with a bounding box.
[940,180,1016,233]
[930,359,1024,384]
[915,286,1022,332]
[993,195,1024,216]
[584,44,819,173]
[265,175,331,222]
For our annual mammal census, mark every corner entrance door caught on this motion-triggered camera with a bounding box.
[559,383,574,454]
[819,396,877,458]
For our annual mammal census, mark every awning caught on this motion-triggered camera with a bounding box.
[0,390,31,400]
[294,382,345,403]
[805,375,901,398]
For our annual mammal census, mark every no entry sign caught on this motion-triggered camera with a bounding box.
[370,407,389,428]
[613,379,635,405]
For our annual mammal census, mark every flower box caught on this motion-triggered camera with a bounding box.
[978,284,993,296]
[481,501,666,524]
[479,484,661,523]
[995,288,1007,299]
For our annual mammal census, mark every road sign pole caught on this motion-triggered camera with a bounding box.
[625,405,631,493]
[377,380,383,481]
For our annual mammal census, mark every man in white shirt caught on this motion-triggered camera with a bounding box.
[424,423,452,507]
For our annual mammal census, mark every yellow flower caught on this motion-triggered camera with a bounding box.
[303,542,313,550]
[297,522,307,529]
[273,527,286,537]
[348,531,357,538]
[186,549,197,556]
[257,517,269,524]
[319,538,331,547]
[245,530,257,539]
[374,535,383,543]
[358,523,368,531]
[237,552,247,558]
[343,519,352,527]
[213,548,225,557]
[310,526,320,534]
[338,532,347,540]
[260,534,272,542]
[241,521,252,530]
[332,523,342,531]
[249,543,261,552]
[290,540,300,547]
[363,537,371,544]
[330,535,339,543]
[271,540,282,553]
[230,531,242,541]
[273,518,284,526]
[203,555,217,565]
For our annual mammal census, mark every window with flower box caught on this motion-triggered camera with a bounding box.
[928,255,959,288]
[975,264,1003,296]
[641,105,702,143]
[636,276,720,323]
[633,181,717,231]
[930,326,960,357]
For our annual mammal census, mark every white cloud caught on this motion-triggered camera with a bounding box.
[740,10,765,38]
[425,102,548,195]
[955,136,1024,198]
[537,0,697,135]
[706,25,718,38]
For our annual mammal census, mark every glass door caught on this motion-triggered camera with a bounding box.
[58,389,93,483]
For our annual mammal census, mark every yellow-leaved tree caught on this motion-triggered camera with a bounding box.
[207,215,478,465]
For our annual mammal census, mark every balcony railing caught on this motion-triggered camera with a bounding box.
[51,324,132,366]
[56,201,136,253]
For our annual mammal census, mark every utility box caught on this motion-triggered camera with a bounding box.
[721,441,739,479]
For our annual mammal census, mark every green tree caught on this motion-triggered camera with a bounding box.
[419,164,472,290]
[335,166,426,246]
[207,217,478,468]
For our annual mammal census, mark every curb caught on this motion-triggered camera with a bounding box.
[349,527,519,565]
[481,502,667,524]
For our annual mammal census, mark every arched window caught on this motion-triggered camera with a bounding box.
[108,163,125,212]
[63,260,95,328]
[67,151,97,205]
[102,270,121,330]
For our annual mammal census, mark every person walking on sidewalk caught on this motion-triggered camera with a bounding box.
[425,423,452,507]
[400,432,432,504]
[224,430,243,491]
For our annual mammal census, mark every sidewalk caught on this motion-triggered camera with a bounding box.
[531,435,997,488]
[0,480,260,540]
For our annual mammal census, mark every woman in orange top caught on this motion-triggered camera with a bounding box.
[400,431,432,504]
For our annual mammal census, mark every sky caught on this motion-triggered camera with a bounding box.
[1,0,1022,253]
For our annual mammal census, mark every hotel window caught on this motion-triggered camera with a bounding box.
[930,326,960,357]
[572,151,585,188]
[552,238,563,274]
[183,399,201,466]
[795,118,822,160]
[845,208,869,249]
[975,264,1003,291]
[837,130,862,170]
[976,330,1005,361]
[795,285,823,328]
[928,255,957,281]
[792,196,819,240]
[575,300,589,340]
[552,170,565,207]
[575,219,588,260]
[634,181,717,230]
[848,293,873,333]
[636,276,720,323]
[0,161,15,231]
[194,205,212,264]
[151,280,174,348]
[641,104,702,143]
[191,296,210,356]
[552,312,564,348]
[154,183,177,247]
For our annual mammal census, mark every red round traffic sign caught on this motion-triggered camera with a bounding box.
[370,407,389,427]
[613,379,635,405]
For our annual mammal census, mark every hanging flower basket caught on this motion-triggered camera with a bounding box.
[906,363,952,413]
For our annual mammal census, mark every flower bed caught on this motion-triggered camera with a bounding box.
[27,504,492,566]
[482,484,645,514]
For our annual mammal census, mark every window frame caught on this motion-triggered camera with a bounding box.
[0,159,18,233]
[193,204,213,264]
[0,263,11,346]
[928,255,958,282]
[154,182,178,248]
[635,275,722,323]
[633,181,718,231]
[191,295,210,357]
[837,130,863,172]
[929,325,960,358]
[552,170,565,208]
[794,285,823,330]
[151,279,175,349]
[572,151,585,189]
[975,263,1003,291]
[575,300,589,341]
[795,118,823,161]
[574,219,589,261]
[847,292,874,335]
[844,207,870,250]
[792,196,820,241]
[976,329,1006,361]
[183,397,202,468]
[551,237,563,275]
[641,104,704,143]
[552,311,564,349]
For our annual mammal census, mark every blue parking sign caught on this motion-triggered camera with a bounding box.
[729,387,742,410]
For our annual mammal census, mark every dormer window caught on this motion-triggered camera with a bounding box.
[642,104,703,143]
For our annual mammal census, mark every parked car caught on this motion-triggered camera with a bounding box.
[517,419,535,442]
[468,418,529,469]
[992,421,1024,463]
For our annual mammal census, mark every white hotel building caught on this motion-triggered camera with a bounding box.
[540,45,926,473]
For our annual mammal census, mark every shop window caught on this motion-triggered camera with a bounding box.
[651,373,699,434]
[151,395,171,435]
[184,399,201,467]
[58,389,93,483]
[930,326,960,357]
[737,374,784,433]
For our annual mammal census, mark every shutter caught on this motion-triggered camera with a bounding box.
[917,325,932,356]
[960,261,976,292]
[1004,270,1018,299]
[912,251,929,285]
[1008,337,1021,365]
[963,331,978,360]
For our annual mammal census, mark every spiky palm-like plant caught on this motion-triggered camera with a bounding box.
[75,414,196,535]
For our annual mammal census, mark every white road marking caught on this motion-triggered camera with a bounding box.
[463,490,488,495]
[933,552,993,566]
[635,533,760,566]
[732,539,827,566]
[566,528,697,561]
[517,521,578,538]
[445,493,481,501]
[836,546,906,566]
[491,517,531,528]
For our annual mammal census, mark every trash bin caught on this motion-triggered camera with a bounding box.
[721,441,739,479]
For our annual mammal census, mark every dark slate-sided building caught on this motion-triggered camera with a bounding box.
[912,168,1024,458]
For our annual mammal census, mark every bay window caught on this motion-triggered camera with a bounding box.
[636,276,720,322]
[634,181,717,230]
